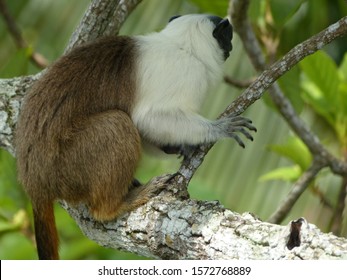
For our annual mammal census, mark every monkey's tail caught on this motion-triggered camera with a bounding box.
[32,200,59,260]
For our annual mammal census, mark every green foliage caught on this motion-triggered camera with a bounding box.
[269,0,305,30]
[260,165,302,182]
[340,53,347,82]
[0,231,36,259]
[301,51,347,150]
[269,137,312,170]
[0,48,30,78]
[260,137,312,182]
[187,0,229,17]
[0,150,35,259]
[261,50,347,191]
[277,66,304,113]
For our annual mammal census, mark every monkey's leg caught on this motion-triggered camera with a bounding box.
[59,110,141,221]
[60,110,170,221]
[104,174,173,218]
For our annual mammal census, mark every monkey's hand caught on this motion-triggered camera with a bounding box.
[160,115,256,156]
[216,115,257,148]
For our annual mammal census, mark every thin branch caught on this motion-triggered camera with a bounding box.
[267,161,325,224]
[229,0,347,175]
[179,12,347,185]
[0,0,49,68]
[228,0,347,223]
[330,175,347,235]
[0,0,25,47]
[310,184,334,210]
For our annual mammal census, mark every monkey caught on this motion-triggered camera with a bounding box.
[14,14,256,260]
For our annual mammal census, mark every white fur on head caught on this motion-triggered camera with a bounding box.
[132,14,228,147]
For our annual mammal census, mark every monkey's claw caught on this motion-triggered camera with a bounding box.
[221,115,256,148]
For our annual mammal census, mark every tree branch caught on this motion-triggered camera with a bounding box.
[62,177,347,259]
[227,0,347,224]
[267,161,325,224]
[229,0,346,172]
[66,0,142,52]
[0,76,37,155]
[0,0,49,68]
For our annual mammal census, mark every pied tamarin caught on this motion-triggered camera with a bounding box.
[15,14,256,260]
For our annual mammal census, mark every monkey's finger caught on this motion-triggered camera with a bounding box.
[226,116,257,132]
[229,127,254,141]
[229,120,257,132]
[229,133,246,148]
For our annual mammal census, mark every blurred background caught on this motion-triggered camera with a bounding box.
[0,0,346,259]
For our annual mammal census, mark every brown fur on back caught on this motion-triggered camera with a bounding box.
[15,36,141,259]
[15,36,138,203]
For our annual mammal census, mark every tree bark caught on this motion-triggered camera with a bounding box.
[62,179,347,259]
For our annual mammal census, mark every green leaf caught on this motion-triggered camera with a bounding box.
[0,48,30,78]
[0,210,27,233]
[300,51,339,104]
[259,165,302,182]
[0,220,18,232]
[269,0,305,29]
[339,52,347,83]
[249,0,267,28]
[268,137,312,170]
[300,50,347,148]
[278,66,304,113]
[337,82,347,120]
[301,80,335,126]
[188,0,229,17]
[0,232,36,259]
[335,84,347,148]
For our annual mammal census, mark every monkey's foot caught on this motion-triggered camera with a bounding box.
[142,173,177,194]
[125,174,175,206]
[129,178,142,190]
[161,144,197,159]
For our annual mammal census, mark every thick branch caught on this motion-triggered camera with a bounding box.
[62,177,347,259]
[66,0,142,52]
[0,76,37,155]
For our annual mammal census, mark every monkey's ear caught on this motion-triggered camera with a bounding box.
[169,15,181,22]
[212,19,233,59]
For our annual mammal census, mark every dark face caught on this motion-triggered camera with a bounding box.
[208,16,233,60]
[168,15,233,60]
